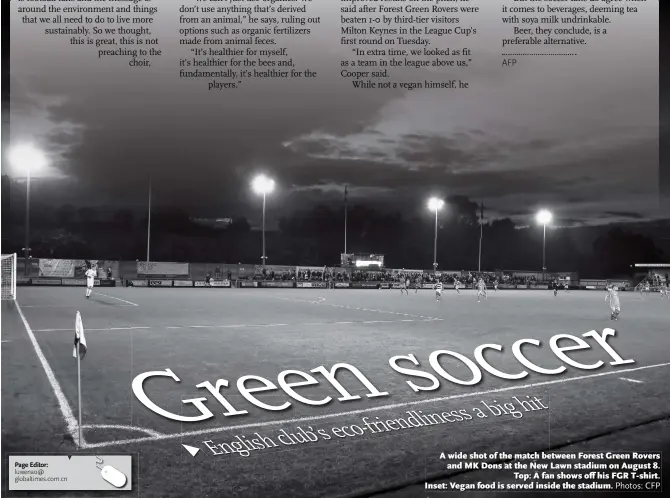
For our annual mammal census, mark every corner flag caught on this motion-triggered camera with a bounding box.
[73,311,87,360]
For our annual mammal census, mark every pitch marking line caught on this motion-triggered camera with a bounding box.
[15,302,82,446]
[32,319,441,333]
[34,326,151,332]
[23,305,86,309]
[82,424,165,438]
[268,295,440,320]
[619,378,643,384]
[81,361,670,450]
[22,304,136,308]
[92,292,139,306]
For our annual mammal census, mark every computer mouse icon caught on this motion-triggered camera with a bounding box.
[101,465,127,488]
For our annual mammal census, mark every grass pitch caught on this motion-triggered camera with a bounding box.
[2,287,669,497]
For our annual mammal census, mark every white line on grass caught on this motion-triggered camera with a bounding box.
[81,361,670,449]
[81,424,165,438]
[22,304,136,308]
[619,378,643,383]
[92,292,139,307]
[34,326,150,332]
[23,302,136,308]
[22,305,94,308]
[33,319,440,333]
[15,303,81,445]
[268,295,440,321]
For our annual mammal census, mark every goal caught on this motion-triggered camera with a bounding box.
[1,254,17,300]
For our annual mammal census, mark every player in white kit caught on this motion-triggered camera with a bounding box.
[434,281,443,301]
[605,284,620,320]
[660,282,668,299]
[85,266,96,298]
[476,278,487,303]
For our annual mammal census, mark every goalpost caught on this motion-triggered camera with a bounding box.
[1,254,17,301]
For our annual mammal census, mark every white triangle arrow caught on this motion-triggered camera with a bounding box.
[182,444,200,457]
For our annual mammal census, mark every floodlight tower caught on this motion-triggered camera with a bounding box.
[536,209,553,281]
[8,145,47,275]
[252,175,275,270]
[427,197,445,272]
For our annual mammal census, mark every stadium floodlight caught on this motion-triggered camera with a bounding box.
[252,174,275,195]
[8,145,47,173]
[252,175,275,269]
[536,209,552,226]
[8,144,47,276]
[427,198,444,271]
[427,197,444,212]
[536,209,553,279]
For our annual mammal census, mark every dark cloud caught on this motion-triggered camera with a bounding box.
[604,211,645,220]
[6,1,661,225]
[6,75,40,114]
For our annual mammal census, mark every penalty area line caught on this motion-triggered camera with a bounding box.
[269,295,441,321]
[34,326,151,332]
[82,361,670,450]
[33,318,441,333]
[92,292,139,307]
[619,377,643,384]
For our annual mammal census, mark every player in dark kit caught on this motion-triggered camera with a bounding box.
[400,276,409,295]
[552,280,560,296]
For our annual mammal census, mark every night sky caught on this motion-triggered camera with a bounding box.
[5,1,661,227]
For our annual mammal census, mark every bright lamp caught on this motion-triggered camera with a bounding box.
[252,175,275,194]
[428,197,444,211]
[8,144,47,173]
[536,209,552,225]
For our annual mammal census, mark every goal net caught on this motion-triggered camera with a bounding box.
[1,254,17,300]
